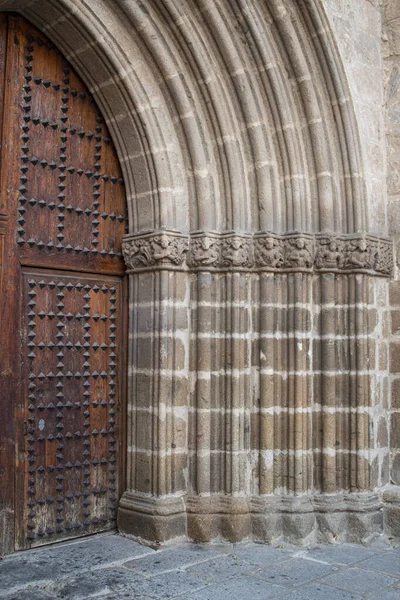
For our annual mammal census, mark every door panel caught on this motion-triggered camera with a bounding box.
[17,269,124,549]
[10,15,128,275]
[0,14,127,552]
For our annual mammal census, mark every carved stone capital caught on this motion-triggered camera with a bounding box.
[221,232,254,269]
[122,229,189,272]
[188,231,222,269]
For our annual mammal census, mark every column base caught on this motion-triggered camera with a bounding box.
[383,486,400,542]
[118,492,186,545]
[187,492,383,545]
[118,491,387,546]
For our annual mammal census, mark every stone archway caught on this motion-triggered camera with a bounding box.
[0,0,393,550]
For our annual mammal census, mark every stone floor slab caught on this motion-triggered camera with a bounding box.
[357,551,400,576]
[0,561,56,598]
[321,567,398,595]
[255,557,337,587]
[268,581,364,600]
[368,591,400,600]
[48,567,153,600]
[13,532,153,572]
[302,544,384,566]
[227,544,289,566]
[1,590,58,600]
[123,544,224,576]
[184,555,257,582]
[176,575,286,600]
[48,565,209,600]
[0,534,155,598]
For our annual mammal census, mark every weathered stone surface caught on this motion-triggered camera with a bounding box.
[256,558,337,587]
[322,567,398,596]
[2,535,400,600]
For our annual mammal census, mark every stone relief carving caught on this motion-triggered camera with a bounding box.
[221,235,254,269]
[284,237,314,269]
[189,235,221,268]
[254,236,284,269]
[315,237,345,270]
[346,237,376,270]
[122,230,189,270]
[122,230,394,276]
[374,239,394,275]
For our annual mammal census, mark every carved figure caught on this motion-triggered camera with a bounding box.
[285,237,313,269]
[346,238,375,270]
[123,233,188,269]
[316,239,344,270]
[151,234,188,265]
[256,237,284,268]
[222,236,252,267]
[191,236,220,266]
[122,239,152,268]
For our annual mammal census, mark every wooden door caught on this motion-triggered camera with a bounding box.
[0,14,128,553]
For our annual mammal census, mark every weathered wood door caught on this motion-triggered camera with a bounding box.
[0,14,127,553]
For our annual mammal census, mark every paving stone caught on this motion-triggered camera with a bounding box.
[303,544,383,565]
[357,551,400,576]
[226,543,288,566]
[0,560,56,598]
[137,569,209,598]
[48,567,152,599]
[1,590,58,600]
[24,534,153,572]
[267,581,364,600]
[0,535,154,597]
[184,555,257,582]
[254,558,337,588]
[321,567,398,595]
[368,591,400,600]
[49,565,208,600]
[176,575,286,600]
[123,544,224,576]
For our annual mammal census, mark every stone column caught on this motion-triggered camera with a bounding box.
[118,229,190,543]
[186,232,254,542]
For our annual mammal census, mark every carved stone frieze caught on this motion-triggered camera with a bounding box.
[122,230,394,276]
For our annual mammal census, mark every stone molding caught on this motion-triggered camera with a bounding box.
[122,230,394,276]
[186,492,383,545]
[118,491,384,545]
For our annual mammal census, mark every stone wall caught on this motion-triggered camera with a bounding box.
[324,0,387,236]
[383,0,400,490]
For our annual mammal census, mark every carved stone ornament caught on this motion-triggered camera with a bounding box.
[283,236,314,270]
[315,234,394,276]
[188,233,222,269]
[122,229,189,271]
[122,230,394,276]
[221,233,254,269]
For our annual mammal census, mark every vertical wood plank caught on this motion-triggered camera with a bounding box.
[0,13,25,557]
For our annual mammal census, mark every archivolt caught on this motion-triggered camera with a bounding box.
[1,0,368,235]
